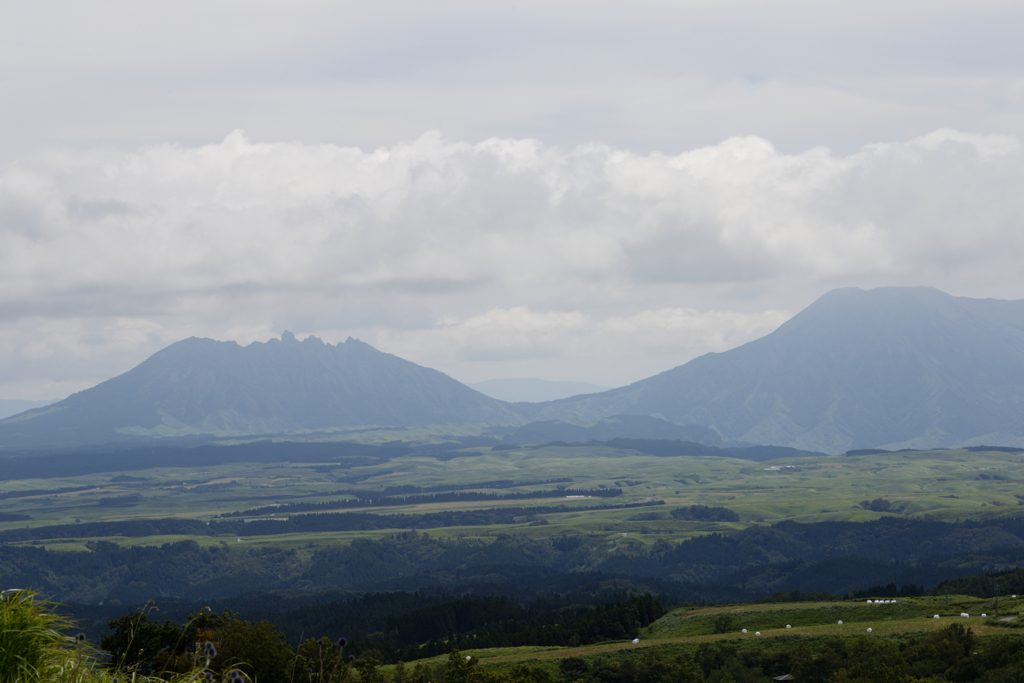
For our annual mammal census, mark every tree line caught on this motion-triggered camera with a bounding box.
[99,594,666,680]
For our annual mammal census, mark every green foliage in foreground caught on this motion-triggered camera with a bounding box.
[1,588,163,683]
[1,588,354,683]
[10,582,1024,683]
[102,606,298,681]
[2,587,563,683]
[1,588,95,683]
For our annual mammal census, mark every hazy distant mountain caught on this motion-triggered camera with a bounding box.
[519,287,1024,453]
[7,286,1024,453]
[469,378,612,403]
[0,332,521,448]
[0,398,60,421]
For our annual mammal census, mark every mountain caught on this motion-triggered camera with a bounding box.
[0,332,521,448]
[518,287,1024,453]
[7,286,1024,452]
[469,378,612,403]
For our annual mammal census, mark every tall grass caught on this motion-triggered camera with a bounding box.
[0,588,217,683]
[0,588,87,683]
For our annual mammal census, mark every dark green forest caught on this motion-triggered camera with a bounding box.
[4,514,1024,657]
[7,517,1024,608]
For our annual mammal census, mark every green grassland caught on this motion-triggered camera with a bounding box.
[2,445,1023,549]
[374,593,1024,681]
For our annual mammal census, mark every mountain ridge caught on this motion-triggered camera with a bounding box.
[0,332,521,448]
[518,286,1024,451]
[5,286,1024,452]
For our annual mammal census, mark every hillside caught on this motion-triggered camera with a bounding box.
[0,332,521,448]
[519,287,1024,452]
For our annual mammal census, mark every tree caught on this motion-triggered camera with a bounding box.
[101,610,192,674]
[712,614,734,634]
[353,657,385,683]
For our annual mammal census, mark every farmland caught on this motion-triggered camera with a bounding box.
[3,442,1023,541]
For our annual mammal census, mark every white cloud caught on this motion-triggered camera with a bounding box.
[376,307,792,379]
[1,128,1023,395]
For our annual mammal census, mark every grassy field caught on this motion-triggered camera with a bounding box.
[2,444,1024,553]
[363,593,1024,681]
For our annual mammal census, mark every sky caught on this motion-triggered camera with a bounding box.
[2,1,1024,400]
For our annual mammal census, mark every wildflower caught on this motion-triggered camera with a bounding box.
[337,636,348,648]
[205,673,213,682]
[348,655,356,662]
[204,641,218,659]
[75,633,86,641]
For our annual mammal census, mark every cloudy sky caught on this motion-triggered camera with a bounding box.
[2,1,1023,400]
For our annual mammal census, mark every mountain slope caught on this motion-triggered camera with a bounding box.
[520,287,1024,452]
[0,332,521,448]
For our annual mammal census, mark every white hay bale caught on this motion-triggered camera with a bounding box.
[934,615,940,619]
[632,638,640,644]
[755,632,761,636]
[961,613,970,618]
[742,629,747,634]
[786,624,791,628]
[867,628,872,633]
[837,620,843,624]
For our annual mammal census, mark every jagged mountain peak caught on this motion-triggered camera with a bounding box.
[0,332,520,448]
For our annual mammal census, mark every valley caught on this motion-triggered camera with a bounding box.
[3,441,1022,539]
[4,441,1024,623]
